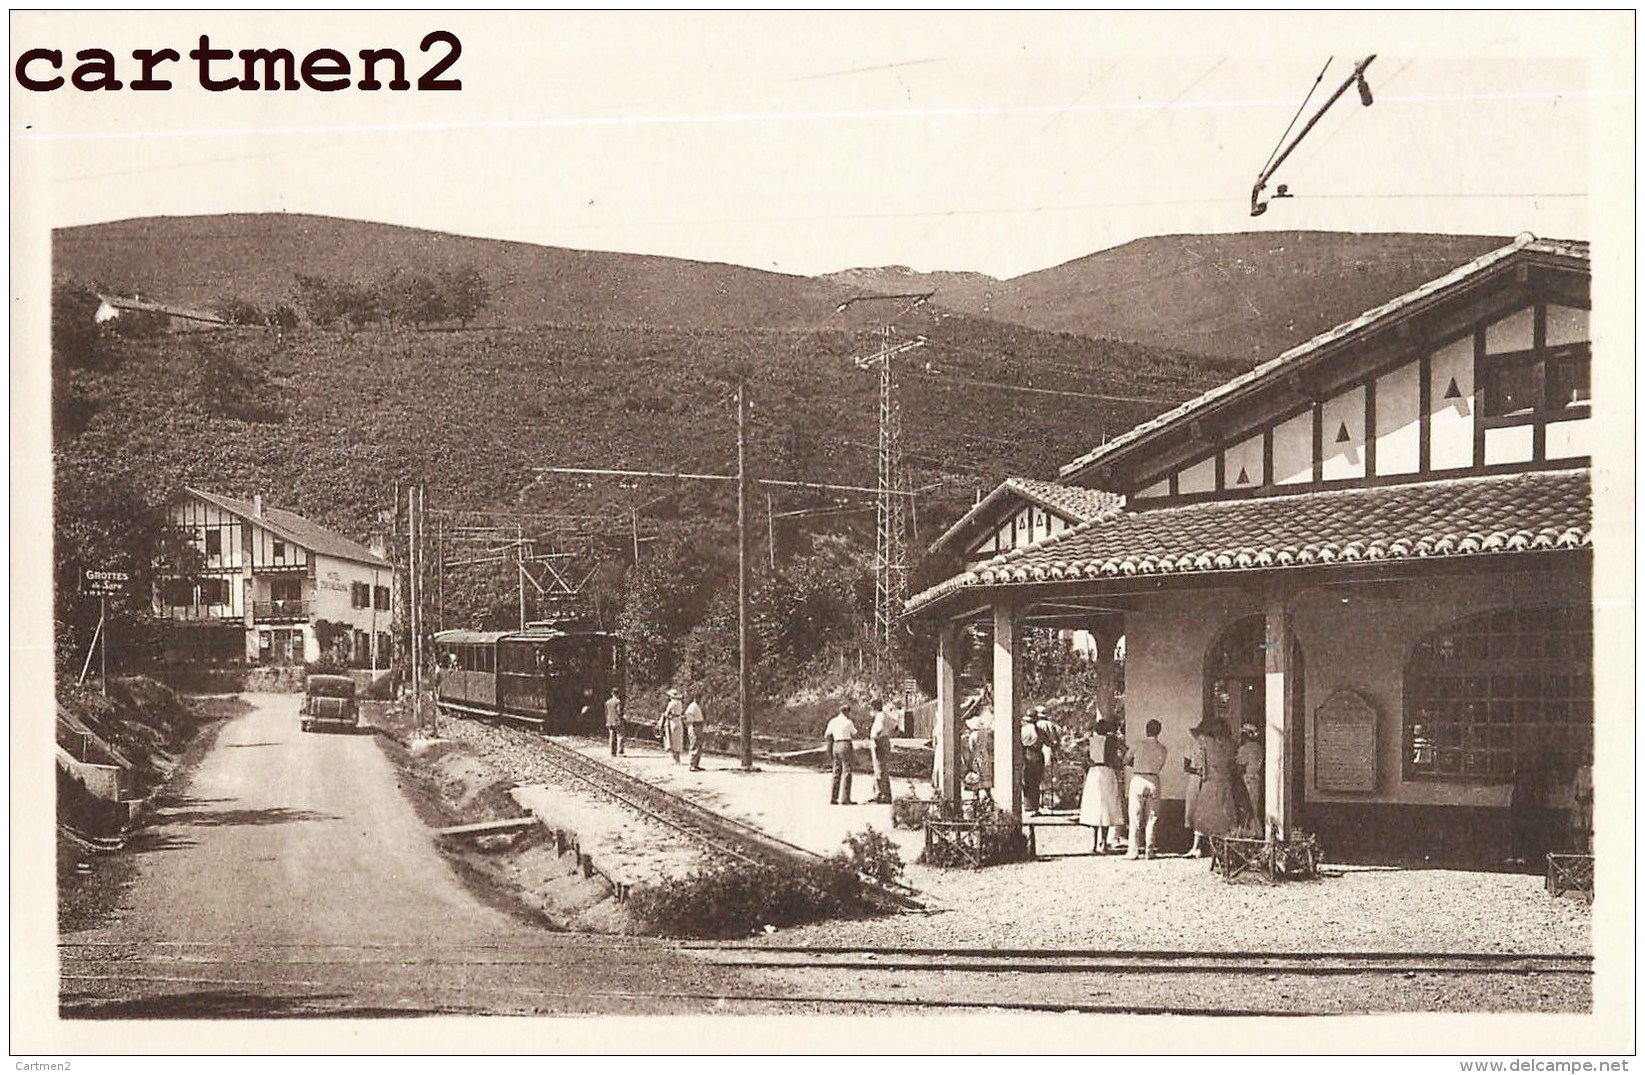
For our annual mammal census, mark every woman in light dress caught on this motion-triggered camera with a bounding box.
[1078,719,1128,852]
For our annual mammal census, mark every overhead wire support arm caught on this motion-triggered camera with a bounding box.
[1251,54,1376,217]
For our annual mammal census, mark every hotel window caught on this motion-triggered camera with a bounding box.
[199,578,230,605]
[272,539,287,562]
[374,585,390,610]
[1403,606,1592,782]
[203,528,222,559]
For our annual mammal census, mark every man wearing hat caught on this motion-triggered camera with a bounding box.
[1020,706,1058,815]
[658,688,686,764]
[1236,721,1265,828]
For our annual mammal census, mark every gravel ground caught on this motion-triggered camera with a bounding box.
[767,852,1592,954]
[435,721,1591,959]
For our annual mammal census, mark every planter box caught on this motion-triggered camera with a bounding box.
[1209,834,1322,883]
[1545,853,1594,902]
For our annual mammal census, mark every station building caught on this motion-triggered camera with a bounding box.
[155,488,396,668]
[908,236,1593,862]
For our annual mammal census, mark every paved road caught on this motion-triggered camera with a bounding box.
[59,693,749,1018]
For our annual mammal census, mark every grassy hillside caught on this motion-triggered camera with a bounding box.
[828,231,1510,364]
[55,214,868,333]
[56,314,1235,538]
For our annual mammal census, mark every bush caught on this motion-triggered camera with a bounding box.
[628,855,867,939]
[841,825,904,885]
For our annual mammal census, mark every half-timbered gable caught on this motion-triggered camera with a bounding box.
[1059,236,1589,503]
[932,477,1122,568]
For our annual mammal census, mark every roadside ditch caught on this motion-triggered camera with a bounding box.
[365,701,640,935]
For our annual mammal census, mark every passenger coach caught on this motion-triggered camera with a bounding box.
[433,621,625,735]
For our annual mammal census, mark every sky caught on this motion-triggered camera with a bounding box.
[9,10,1630,280]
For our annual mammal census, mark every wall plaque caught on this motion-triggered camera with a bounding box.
[1314,687,1378,792]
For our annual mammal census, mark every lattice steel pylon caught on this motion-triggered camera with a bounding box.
[839,295,931,662]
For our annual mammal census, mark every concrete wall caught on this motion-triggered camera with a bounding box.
[57,748,125,802]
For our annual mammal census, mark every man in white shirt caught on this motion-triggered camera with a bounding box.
[1124,719,1169,859]
[824,706,859,805]
[684,695,707,771]
[869,698,895,804]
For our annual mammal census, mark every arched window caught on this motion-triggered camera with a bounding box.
[1205,615,1267,733]
[1403,606,1592,781]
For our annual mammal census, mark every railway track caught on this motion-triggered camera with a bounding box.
[687,944,1592,977]
[61,938,1591,1017]
[445,714,926,911]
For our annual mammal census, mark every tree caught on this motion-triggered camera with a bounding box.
[53,458,202,678]
[618,534,733,687]
[213,296,265,326]
[440,266,490,327]
[380,270,448,329]
[52,278,106,372]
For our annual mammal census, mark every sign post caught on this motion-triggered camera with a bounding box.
[82,568,131,695]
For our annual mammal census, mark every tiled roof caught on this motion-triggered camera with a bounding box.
[906,469,1590,615]
[932,476,1124,554]
[185,488,392,568]
[1060,235,1591,482]
[97,294,227,325]
[1006,477,1124,522]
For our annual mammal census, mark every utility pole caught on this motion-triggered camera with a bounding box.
[408,484,419,734]
[736,375,753,771]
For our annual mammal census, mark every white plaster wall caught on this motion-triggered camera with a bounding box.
[1122,567,1588,810]
[1545,417,1590,460]
[311,554,392,634]
[1485,306,1534,353]
[249,524,310,569]
[1291,568,1589,807]
[1222,433,1264,489]
[1136,478,1168,500]
[1428,336,1476,470]
[1546,304,1588,346]
[1177,455,1217,495]
[1122,588,1259,800]
[1320,384,1367,481]
[1483,423,1535,465]
[1374,361,1421,476]
[1272,410,1314,485]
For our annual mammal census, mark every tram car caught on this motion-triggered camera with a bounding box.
[433,621,625,735]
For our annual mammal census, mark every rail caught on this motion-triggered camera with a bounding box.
[252,599,309,620]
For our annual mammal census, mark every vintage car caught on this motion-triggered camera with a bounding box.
[301,674,359,733]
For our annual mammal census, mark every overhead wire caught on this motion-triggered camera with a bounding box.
[1260,56,1334,177]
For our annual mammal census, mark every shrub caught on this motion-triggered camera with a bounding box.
[841,825,904,886]
[628,855,867,939]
